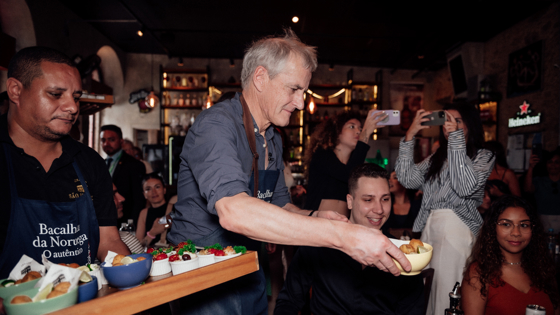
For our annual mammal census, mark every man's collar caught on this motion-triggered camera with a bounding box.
[107,149,123,159]
[235,92,275,141]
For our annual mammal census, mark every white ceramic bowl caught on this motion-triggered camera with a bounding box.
[214,252,241,262]
[197,254,215,267]
[150,257,171,276]
[169,257,199,275]
[389,238,433,276]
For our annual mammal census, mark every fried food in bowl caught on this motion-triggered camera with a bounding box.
[390,239,433,276]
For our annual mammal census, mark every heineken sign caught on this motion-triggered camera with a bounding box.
[508,101,541,128]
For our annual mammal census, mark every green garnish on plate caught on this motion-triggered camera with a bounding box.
[233,246,247,254]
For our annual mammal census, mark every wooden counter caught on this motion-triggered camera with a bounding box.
[49,251,259,315]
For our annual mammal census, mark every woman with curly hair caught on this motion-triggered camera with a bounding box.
[462,195,559,314]
[303,110,387,216]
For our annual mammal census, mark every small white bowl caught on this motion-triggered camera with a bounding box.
[215,252,241,262]
[150,258,171,276]
[169,257,199,275]
[197,254,215,267]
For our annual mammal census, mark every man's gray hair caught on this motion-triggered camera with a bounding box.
[241,28,317,89]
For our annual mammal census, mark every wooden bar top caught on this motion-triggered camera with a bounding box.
[49,251,259,315]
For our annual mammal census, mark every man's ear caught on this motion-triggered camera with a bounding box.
[252,66,269,93]
[6,78,23,107]
[346,194,353,210]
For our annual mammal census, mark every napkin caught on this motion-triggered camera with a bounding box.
[8,255,45,281]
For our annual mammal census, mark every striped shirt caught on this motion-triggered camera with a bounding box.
[119,231,144,254]
[395,129,495,236]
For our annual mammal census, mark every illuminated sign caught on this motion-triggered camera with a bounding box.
[508,101,541,128]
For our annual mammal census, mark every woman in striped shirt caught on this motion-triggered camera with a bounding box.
[396,103,495,315]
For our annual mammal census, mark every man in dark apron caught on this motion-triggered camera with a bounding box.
[168,30,411,314]
[0,47,130,282]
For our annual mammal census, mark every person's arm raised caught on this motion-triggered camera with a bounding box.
[216,193,410,275]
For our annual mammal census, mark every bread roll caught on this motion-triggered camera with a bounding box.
[409,239,424,252]
[399,244,415,254]
[53,281,71,293]
[137,257,146,261]
[47,290,65,299]
[113,254,126,265]
[11,295,32,304]
[22,271,41,283]
[68,263,80,268]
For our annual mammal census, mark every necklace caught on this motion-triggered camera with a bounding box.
[503,260,522,265]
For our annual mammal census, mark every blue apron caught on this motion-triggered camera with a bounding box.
[179,169,279,315]
[0,143,100,276]
[179,96,280,315]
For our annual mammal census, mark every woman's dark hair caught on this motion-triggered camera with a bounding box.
[425,102,487,182]
[142,172,165,187]
[484,141,508,169]
[303,111,362,179]
[463,195,559,307]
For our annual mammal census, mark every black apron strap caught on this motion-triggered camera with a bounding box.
[240,95,259,197]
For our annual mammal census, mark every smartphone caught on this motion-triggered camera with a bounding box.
[371,110,401,125]
[421,111,446,126]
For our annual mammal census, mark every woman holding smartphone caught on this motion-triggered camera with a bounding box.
[395,103,495,315]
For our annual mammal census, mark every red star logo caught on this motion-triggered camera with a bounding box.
[519,101,530,115]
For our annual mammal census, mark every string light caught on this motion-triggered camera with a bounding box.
[292,16,299,23]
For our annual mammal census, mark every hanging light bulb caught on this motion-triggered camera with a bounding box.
[308,97,316,115]
[146,90,159,108]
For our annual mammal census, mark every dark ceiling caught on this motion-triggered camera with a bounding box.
[58,0,555,72]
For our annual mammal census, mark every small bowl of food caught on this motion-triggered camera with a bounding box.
[197,249,216,267]
[3,283,78,315]
[389,238,433,276]
[101,253,152,290]
[0,271,42,300]
[214,246,243,262]
[169,252,199,275]
[77,275,98,303]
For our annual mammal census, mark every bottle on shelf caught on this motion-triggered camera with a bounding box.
[189,113,195,126]
[181,76,188,87]
[192,95,198,106]
[163,72,169,88]
[178,94,184,106]
[185,94,191,106]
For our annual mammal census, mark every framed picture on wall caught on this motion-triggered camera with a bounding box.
[507,41,542,98]
[389,83,424,136]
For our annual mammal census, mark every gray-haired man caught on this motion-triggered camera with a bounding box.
[168,29,410,314]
